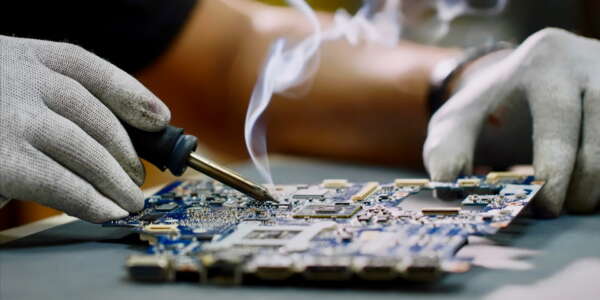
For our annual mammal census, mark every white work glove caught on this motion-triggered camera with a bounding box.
[423,28,600,217]
[0,35,170,223]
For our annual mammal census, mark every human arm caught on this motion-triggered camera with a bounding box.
[137,0,459,167]
[0,0,198,73]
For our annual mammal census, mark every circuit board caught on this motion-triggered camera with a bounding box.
[104,172,543,285]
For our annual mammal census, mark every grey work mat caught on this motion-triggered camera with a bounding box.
[1,157,600,300]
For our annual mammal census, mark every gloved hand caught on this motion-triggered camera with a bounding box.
[0,35,170,223]
[423,28,600,217]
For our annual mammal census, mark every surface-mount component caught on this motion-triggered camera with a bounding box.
[394,178,429,187]
[457,178,481,187]
[462,194,501,206]
[321,179,350,188]
[126,255,173,282]
[421,207,461,216]
[143,224,179,234]
[155,202,178,211]
[351,182,379,201]
[293,188,328,199]
[293,204,361,218]
[485,172,527,184]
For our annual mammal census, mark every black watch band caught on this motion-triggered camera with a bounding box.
[427,41,513,118]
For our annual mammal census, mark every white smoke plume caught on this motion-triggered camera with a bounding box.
[401,0,508,42]
[244,0,507,184]
[432,0,508,40]
[244,0,402,184]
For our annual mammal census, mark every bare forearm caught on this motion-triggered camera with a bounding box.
[138,0,459,166]
[258,40,457,166]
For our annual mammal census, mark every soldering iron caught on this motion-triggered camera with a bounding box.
[123,123,277,203]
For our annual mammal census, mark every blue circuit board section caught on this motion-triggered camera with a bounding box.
[105,173,543,284]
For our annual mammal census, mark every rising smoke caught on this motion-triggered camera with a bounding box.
[244,0,507,184]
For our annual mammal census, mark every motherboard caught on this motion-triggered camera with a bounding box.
[104,172,543,285]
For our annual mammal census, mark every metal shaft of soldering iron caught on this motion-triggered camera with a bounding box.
[186,152,277,203]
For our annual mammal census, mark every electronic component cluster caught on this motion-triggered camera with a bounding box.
[104,172,543,285]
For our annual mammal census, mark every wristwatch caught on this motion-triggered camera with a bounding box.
[427,41,513,118]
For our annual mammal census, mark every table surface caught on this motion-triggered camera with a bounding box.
[1,157,600,300]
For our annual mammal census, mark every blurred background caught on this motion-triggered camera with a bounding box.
[1,0,597,230]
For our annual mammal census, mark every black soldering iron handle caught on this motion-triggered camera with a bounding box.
[122,123,198,176]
